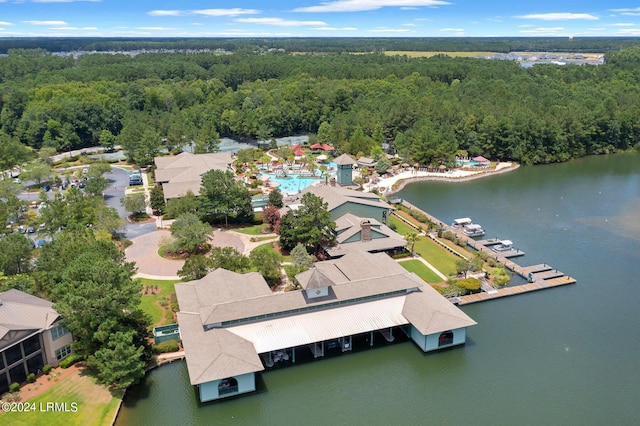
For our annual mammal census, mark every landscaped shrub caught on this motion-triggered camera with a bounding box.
[42,364,52,375]
[59,354,82,369]
[391,252,412,259]
[152,340,180,354]
[409,209,429,223]
[457,277,481,293]
[26,373,36,383]
[9,382,20,393]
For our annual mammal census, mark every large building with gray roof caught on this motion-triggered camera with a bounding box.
[154,151,234,200]
[176,251,476,402]
[0,290,74,394]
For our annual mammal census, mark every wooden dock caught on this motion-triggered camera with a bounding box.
[396,201,578,306]
[456,275,576,305]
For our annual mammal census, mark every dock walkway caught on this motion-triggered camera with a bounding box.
[398,201,577,305]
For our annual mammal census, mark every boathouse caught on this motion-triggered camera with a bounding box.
[176,252,476,402]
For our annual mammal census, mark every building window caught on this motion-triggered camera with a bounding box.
[55,344,72,361]
[51,324,69,341]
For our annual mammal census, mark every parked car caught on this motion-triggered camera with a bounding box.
[43,185,51,192]
[27,226,35,233]
[129,176,143,186]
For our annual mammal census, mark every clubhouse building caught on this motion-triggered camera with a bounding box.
[176,251,476,402]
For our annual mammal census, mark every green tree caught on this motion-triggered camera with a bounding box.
[169,212,212,254]
[249,248,281,287]
[52,250,149,360]
[165,190,199,218]
[90,330,147,389]
[290,243,314,274]
[199,169,252,226]
[84,164,111,196]
[178,255,211,281]
[21,160,52,187]
[121,193,147,219]
[405,232,419,256]
[99,129,117,151]
[374,157,392,175]
[209,246,251,272]
[268,189,284,208]
[150,186,166,215]
[0,233,33,275]
[492,266,510,287]
[285,192,336,253]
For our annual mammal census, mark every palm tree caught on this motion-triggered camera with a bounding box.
[405,232,419,256]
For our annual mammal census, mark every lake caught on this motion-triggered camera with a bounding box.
[116,153,640,425]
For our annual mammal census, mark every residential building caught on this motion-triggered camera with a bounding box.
[154,152,234,201]
[0,290,74,394]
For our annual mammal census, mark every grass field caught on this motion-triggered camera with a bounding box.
[389,215,459,276]
[234,224,269,235]
[1,369,122,426]
[399,259,444,284]
[138,278,180,327]
[383,51,499,58]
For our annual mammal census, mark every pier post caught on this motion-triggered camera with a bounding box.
[292,347,296,363]
[370,331,374,346]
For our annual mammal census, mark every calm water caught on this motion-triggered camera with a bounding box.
[117,153,640,426]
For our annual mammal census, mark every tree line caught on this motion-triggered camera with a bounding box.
[2,45,640,168]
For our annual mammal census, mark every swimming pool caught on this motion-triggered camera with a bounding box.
[261,162,336,194]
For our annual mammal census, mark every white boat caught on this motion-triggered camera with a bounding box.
[452,217,472,229]
[493,240,514,252]
[463,223,485,237]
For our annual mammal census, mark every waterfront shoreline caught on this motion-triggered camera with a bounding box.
[369,162,520,196]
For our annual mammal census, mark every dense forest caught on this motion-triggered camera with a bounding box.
[1,37,639,55]
[2,41,640,168]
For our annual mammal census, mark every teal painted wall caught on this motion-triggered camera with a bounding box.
[330,203,389,222]
[199,373,257,402]
[409,326,467,352]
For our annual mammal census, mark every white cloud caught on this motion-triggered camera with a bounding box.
[518,24,534,28]
[0,21,13,26]
[617,28,640,35]
[148,8,260,17]
[609,23,635,27]
[33,0,100,3]
[520,27,565,35]
[192,8,260,17]
[516,13,598,21]
[311,26,358,31]
[136,27,177,31]
[440,27,464,32]
[31,0,102,3]
[294,0,451,13]
[23,20,69,26]
[49,26,98,30]
[235,18,327,27]
[369,28,413,33]
[148,10,185,17]
[609,7,640,13]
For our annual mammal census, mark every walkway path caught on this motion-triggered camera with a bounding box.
[126,230,184,280]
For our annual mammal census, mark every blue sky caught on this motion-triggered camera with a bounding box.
[2,0,640,38]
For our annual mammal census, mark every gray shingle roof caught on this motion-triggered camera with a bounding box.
[177,312,264,385]
[154,152,233,199]
[0,289,60,347]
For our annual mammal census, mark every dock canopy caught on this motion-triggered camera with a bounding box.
[464,224,483,231]
[453,218,472,226]
[499,240,513,246]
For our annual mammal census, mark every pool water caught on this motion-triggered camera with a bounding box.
[262,162,336,194]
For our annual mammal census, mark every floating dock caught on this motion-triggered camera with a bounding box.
[456,275,576,305]
[396,201,578,305]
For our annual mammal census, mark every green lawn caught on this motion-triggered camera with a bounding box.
[251,241,291,262]
[138,278,180,327]
[1,369,122,426]
[390,215,459,276]
[234,224,269,235]
[399,259,444,284]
